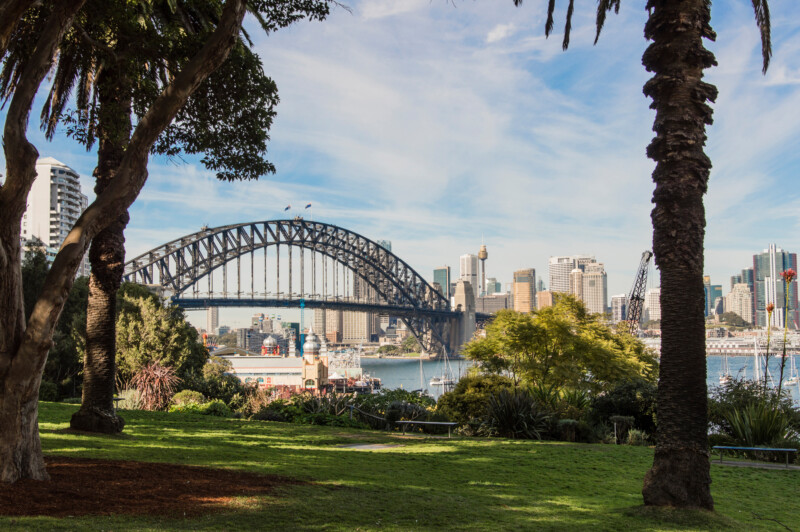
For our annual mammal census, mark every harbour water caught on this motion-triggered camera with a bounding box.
[362,355,800,404]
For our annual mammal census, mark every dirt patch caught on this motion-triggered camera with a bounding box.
[0,456,305,517]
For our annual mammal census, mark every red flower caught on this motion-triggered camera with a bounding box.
[780,269,796,283]
[767,303,775,313]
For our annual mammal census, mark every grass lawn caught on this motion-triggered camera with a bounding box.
[2,402,797,531]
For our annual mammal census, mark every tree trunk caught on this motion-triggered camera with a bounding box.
[640,0,718,510]
[70,68,131,434]
[0,0,88,483]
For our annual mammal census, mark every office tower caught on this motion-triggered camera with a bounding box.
[753,244,798,328]
[611,294,627,323]
[537,279,546,293]
[582,262,608,314]
[485,277,502,295]
[433,266,452,300]
[703,276,722,317]
[548,256,575,293]
[459,254,478,296]
[207,307,219,334]
[21,157,89,275]
[512,269,536,313]
[724,284,753,324]
[536,290,554,309]
[478,244,488,296]
[569,269,583,300]
[325,309,343,344]
[313,308,327,339]
[376,240,392,252]
[341,311,378,344]
[730,274,742,291]
[477,294,510,313]
[644,288,661,322]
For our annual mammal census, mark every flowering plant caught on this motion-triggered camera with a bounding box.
[764,303,774,391]
[777,269,796,395]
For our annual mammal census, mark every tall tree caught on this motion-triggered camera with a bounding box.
[1,0,329,483]
[511,0,772,509]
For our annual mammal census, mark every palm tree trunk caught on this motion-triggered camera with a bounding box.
[640,0,717,510]
[69,67,131,434]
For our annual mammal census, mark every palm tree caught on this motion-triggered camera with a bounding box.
[512,0,771,509]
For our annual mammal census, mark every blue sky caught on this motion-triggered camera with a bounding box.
[4,0,800,328]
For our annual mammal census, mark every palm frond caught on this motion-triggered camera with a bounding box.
[594,0,621,45]
[562,0,574,50]
[751,0,772,73]
[545,0,555,37]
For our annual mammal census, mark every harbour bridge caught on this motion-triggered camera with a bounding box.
[123,219,476,354]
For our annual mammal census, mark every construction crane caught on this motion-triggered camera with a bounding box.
[626,250,653,335]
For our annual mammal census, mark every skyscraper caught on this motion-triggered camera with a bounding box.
[433,266,451,300]
[753,244,798,328]
[724,284,753,324]
[512,269,536,313]
[548,256,576,293]
[611,294,627,323]
[703,276,722,317]
[485,277,502,295]
[569,269,583,300]
[582,262,608,315]
[460,254,478,296]
[644,288,661,323]
[207,307,219,334]
[21,157,89,275]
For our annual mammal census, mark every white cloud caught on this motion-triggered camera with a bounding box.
[486,23,514,44]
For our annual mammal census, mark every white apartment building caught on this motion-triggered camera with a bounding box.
[21,157,89,275]
[644,288,661,323]
[548,256,576,293]
[724,283,754,324]
[582,263,608,315]
[611,294,627,323]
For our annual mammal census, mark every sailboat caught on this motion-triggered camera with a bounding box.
[719,352,732,385]
[784,355,799,386]
[429,348,456,389]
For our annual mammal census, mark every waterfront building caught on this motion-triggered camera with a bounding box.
[644,288,661,323]
[433,266,451,300]
[753,244,798,328]
[611,294,627,323]
[21,157,89,275]
[536,290,554,309]
[459,254,478,297]
[512,269,536,313]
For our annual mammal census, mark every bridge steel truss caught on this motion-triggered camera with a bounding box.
[123,219,460,354]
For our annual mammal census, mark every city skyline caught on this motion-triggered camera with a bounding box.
[3,1,799,329]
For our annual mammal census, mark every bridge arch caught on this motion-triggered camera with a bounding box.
[123,219,459,353]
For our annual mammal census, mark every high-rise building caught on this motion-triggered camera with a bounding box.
[703,276,723,317]
[569,269,583,300]
[459,254,478,296]
[724,283,753,324]
[582,262,608,315]
[433,266,451,300]
[485,277,502,295]
[375,240,392,252]
[644,288,661,323]
[753,244,798,328]
[610,294,627,323]
[207,307,219,334]
[548,256,576,293]
[21,157,89,275]
[476,294,510,313]
[512,269,536,313]
[537,279,546,293]
[536,290,554,309]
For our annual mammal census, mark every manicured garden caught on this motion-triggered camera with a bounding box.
[1,401,796,531]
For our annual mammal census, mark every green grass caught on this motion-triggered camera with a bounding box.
[3,402,797,531]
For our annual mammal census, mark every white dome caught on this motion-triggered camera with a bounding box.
[262,336,278,348]
[303,330,321,354]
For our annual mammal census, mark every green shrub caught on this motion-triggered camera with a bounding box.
[172,389,206,406]
[479,389,550,440]
[609,415,635,444]
[170,403,204,415]
[61,397,82,404]
[436,374,513,423]
[201,399,231,417]
[557,419,579,442]
[626,429,650,446]
[709,378,800,436]
[116,388,141,410]
[723,403,789,447]
[38,381,58,402]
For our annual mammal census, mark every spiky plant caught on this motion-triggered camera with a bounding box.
[131,362,180,411]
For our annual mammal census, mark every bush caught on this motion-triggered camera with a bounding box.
[479,389,550,440]
[436,374,514,423]
[626,429,650,446]
[557,419,579,442]
[116,388,141,410]
[201,399,231,417]
[709,378,800,436]
[172,389,206,406]
[132,362,180,411]
[38,381,58,402]
[589,379,657,434]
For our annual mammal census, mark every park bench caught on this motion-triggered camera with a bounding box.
[396,420,459,438]
[712,445,797,468]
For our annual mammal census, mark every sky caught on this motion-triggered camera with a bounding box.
[3,0,800,329]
